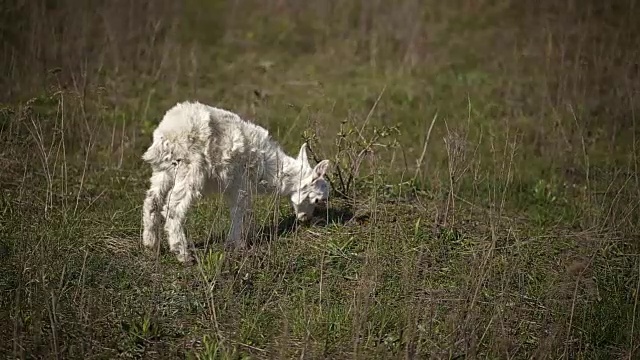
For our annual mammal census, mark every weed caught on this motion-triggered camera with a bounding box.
[304,115,401,200]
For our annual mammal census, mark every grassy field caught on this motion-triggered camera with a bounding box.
[1,0,639,358]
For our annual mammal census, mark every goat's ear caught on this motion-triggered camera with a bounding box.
[298,143,307,160]
[297,143,309,163]
[313,160,330,179]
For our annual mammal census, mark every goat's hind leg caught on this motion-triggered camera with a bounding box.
[142,171,173,251]
[164,165,204,264]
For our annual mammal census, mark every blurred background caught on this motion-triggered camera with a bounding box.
[3,0,638,151]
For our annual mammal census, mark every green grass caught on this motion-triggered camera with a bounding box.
[1,0,640,359]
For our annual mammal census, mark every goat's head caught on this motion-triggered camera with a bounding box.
[290,143,330,222]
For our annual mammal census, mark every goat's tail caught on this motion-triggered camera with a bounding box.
[142,135,166,165]
[142,133,186,167]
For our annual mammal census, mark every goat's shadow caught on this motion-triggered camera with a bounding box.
[263,205,355,238]
[196,205,355,249]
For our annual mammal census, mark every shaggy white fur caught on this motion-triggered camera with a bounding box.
[141,101,330,263]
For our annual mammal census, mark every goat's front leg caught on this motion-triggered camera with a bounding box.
[225,187,252,249]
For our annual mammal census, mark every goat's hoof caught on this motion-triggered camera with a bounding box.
[178,254,195,265]
[142,242,160,256]
[173,251,194,265]
[142,236,159,250]
[224,241,247,252]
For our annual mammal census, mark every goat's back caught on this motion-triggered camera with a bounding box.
[142,101,274,185]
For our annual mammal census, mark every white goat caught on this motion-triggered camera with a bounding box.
[141,101,330,263]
